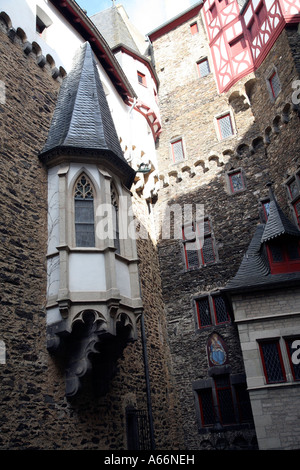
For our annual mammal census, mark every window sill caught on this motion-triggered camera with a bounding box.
[198,422,255,434]
[184,261,218,272]
[248,380,300,392]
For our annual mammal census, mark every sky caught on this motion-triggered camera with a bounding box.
[75,0,201,35]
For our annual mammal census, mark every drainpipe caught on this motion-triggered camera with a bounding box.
[140,313,156,450]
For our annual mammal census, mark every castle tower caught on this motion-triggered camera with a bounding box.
[39,42,143,397]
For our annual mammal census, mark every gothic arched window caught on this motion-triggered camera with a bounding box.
[74,174,95,247]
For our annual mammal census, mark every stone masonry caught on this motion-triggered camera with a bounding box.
[149,7,300,449]
[0,17,183,450]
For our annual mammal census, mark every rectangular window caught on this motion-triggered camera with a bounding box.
[75,199,95,247]
[287,178,299,199]
[267,239,300,274]
[229,35,246,56]
[196,297,212,328]
[195,375,253,430]
[247,18,258,40]
[137,71,147,87]
[190,22,199,35]
[261,199,270,222]
[293,199,300,227]
[285,338,300,381]
[215,375,236,425]
[195,294,230,329]
[269,71,280,99]
[198,389,216,426]
[183,218,216,270]
[213,295,230,324]
[228,170,245,193]
[259,340,286,384]
[235,383,253,423]
[209,3,217,21]
[197,58,210,78]
[171,138,185,163]
[256,1,267,26]
[217,113,234,139]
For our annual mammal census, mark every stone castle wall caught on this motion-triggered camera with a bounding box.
[150,8,300,449]
[0,16,183,450]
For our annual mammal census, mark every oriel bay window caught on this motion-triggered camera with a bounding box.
[74,174,95,247]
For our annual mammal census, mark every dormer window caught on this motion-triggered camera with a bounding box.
[267,238,300,274]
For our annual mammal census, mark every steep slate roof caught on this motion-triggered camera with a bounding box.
[49,0,136,103]
[39,42,135,188]
[91,7,138,53]
[225,198,300,293]
[91,6,147,56]
[261,197,300,242]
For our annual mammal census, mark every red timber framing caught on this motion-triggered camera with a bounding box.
[49,0,136,104]
[201,0,300,93]
[128,98,162,142]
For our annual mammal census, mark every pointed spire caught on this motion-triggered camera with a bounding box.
[261,182,300,242]
[39,42,135,188]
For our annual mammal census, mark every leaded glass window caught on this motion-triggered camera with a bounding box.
[74,174,95,247]
[215,375,236,425]
[229,171,245,193]
[268,241,284,263]
[218,114,234,140]
[111,183,120,254]
[293,199,300,227]
[183,217,217,269]
[288,178,299,199]
[269,71,281,99]
[195,294,230,329]
[171,138,185,163]
[195,374,254,430]
[198,389,216,426]
[196,297,212,327]
[259,340,286,383]
[213,295,229,324]
[197,59,210,77]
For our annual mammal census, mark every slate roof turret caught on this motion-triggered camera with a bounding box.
[39,42,135,188]
[225,188,300,293]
